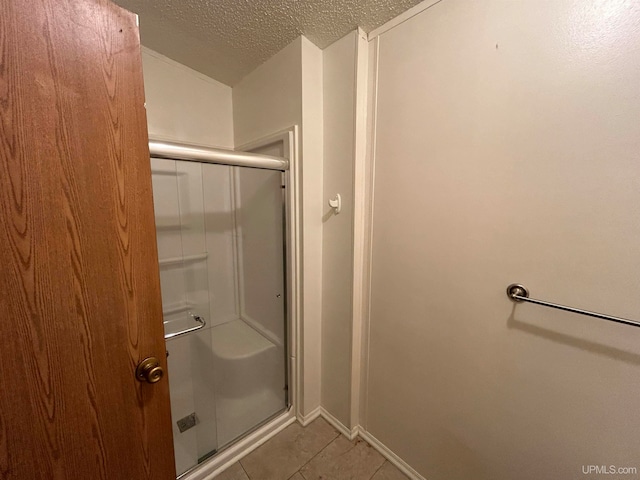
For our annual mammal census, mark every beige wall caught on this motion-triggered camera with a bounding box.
[141,47,233,147]
[321,31,358,427]
[233,37,324,416]
[365,1,640,479]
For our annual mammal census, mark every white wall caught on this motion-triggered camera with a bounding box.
[142,47,233,147]
[232,39,303,146]
[233,37,324,417]
[364,1,640,479]
[321,31,357,428]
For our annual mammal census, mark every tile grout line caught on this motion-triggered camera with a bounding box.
[235,419,340,480]
[287,470,301,480]
[297,432,341,474]
[294,426,341,477]
[238,458,251,480]
[289,469,305,480]
[367,459,389,480]
[297,430,387,480]
[233,419,397,480]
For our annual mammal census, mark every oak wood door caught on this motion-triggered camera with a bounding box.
[0,0,175,479]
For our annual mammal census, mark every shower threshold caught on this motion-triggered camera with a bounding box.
[197,450,217,464]
[176,405,290,480]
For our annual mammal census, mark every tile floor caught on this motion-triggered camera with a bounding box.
[214,418,409,480]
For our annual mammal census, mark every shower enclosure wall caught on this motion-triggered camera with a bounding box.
[150,146,288,476]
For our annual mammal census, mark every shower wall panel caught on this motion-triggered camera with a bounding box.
[202,165,239,327]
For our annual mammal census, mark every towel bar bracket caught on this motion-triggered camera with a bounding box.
[507,284,529,302]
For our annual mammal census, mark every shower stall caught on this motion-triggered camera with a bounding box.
[149,140,291,477]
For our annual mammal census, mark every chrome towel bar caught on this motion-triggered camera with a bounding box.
[506,283,640,329]
[164,314,206,340]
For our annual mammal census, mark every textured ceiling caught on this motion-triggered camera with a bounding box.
[114,0,423,85]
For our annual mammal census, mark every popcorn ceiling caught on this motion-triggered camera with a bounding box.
[115,0,423,85]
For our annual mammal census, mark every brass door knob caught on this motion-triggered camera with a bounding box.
[135,357,164,384]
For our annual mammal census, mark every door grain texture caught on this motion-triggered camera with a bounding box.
[0,1,175,479]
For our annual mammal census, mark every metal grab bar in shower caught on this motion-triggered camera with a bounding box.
[506,283,640,329]
[164,314,207,340]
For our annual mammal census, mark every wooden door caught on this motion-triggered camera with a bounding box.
[0,1,175,479]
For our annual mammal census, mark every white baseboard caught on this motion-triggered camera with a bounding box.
[357,428,426,480]
[318,407,358,440]
[298,406,322,426]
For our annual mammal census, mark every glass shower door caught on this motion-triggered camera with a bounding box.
[151,156,288,477]
[151,158,218,476]
[211,165,287,447]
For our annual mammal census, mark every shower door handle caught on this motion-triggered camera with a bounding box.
[163,314,206,340]
[135,357,164,384]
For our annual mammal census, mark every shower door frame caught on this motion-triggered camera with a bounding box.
[232,127,302,418]
[151,126,301,480]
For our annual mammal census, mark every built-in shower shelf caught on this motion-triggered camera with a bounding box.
[158,252,208,267]
[211,319,276,360]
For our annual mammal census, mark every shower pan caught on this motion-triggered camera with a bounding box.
[150,140,290,477]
